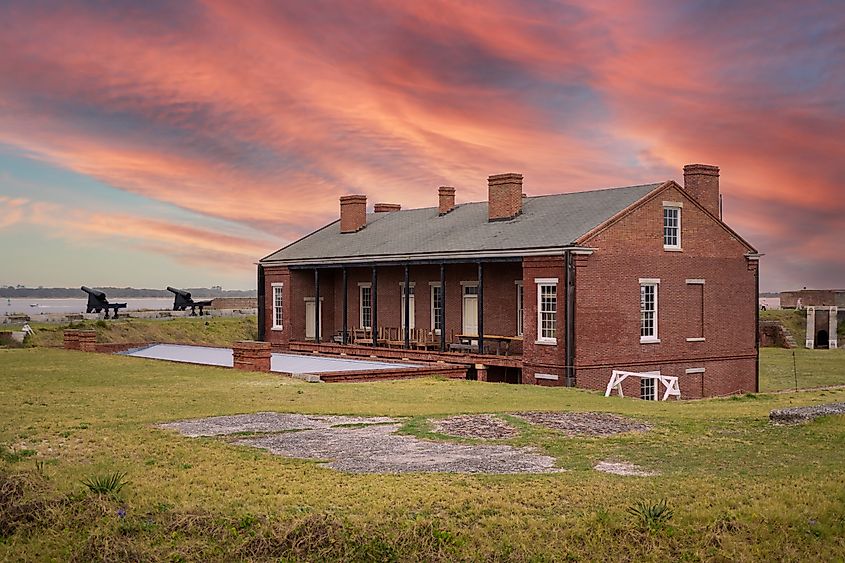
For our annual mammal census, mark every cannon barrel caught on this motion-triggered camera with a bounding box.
[80,286,106,300]
[167,286,191,299]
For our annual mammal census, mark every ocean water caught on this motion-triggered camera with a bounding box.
[1,298,175,316]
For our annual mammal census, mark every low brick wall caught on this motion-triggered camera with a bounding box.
[63,329,81,350]
[314,364,467,383]
[233,340,271,371]
[63,329,98,352]
[211,297,257,309]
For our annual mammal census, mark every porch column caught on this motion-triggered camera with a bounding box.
[257,264,265,341]
[404,264,411,349]
[342,267,348,345]
[314,269,321,343]
[440,263,446,352]
[371,266,378,347]
[477,262,484,354]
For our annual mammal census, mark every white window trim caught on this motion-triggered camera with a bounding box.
[686,279,705,285]
[663,204,682,251]
[686,337,705,342]
[685,367,706,374]
[515,281,524,337]
[640,279,659,344]
[358,283,372,329]
[430,283,442,333]
[399,283,415,330]
[271,283,284,331]
[535,279,558,345]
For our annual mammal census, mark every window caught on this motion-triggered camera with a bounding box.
[516,282,524,337]
[431,284,443,332]
[536,278,557,344]
[640,377,656,400]
[271,283,283,330]
[400,284,415,330]
[359,284,372,329]
[663,205,681,249]
[640,279,659,343]
[686,279,705,341]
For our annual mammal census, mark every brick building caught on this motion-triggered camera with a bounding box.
[258,164,761,398]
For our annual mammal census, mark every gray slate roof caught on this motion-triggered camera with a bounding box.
[261,182,663,264]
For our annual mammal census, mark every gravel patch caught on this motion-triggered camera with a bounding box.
[236,424,562,474]
[513,412,650,436]
[594,461,658,477]
[431,414,519,440]
[769,402,845,425]
[157,412,397,437]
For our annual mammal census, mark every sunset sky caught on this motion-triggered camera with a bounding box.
[1,0,842,291]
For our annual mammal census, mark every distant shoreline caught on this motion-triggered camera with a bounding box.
[1,287,256,299]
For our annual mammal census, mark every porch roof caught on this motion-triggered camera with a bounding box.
[261,182,662,265]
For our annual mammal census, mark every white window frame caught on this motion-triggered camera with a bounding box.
[271,283,284,331]
[430,282,443,333]
[663,203,682,251]
[640,377,657,400]
[515,281,524,337]
[358,283,372,329]
[399,282,415,330]
[535,278,558,345]
[640,278,660,344]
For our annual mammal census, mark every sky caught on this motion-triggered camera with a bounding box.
[0,0,842,292]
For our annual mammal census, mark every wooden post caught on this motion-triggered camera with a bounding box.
[371,266,378,347]
[477,262,484,354]
[342,267,348,345]
[440,263,446,352]
[404,264,410,349]
[314,269,321,344]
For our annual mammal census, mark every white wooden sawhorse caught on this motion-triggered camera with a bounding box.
[604,370,681,401]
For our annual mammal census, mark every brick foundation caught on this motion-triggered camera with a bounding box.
[63,329,97,351]
[233,340,271,371]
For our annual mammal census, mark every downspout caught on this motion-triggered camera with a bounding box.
[565,250,576,387]
[257,264,265,341]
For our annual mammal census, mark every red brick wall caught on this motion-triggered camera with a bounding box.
[573,183,757,396]
[521,256,566,385]
[263,266,292,348]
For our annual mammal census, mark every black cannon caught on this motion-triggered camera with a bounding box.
[81,286,127,319]
[167,286,213,316]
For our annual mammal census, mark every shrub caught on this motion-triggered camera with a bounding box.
[81,472,129,497]
[627,499,674,531]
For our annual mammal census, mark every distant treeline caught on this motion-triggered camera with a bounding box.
[1,287,256,298]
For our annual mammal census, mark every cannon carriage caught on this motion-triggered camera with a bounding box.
[80,286,127,319]
[167,286,213,316]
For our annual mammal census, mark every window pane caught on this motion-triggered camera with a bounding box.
[432,286,442,331]
[640,284,656,337]
[539,283,557,340]
[663,207,679,247]
[273,286,283,328]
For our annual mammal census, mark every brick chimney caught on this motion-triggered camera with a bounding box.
[683,164,720,218]
[340,195,367,233]
[438,186,456,215]
[374,203,401,213]
[487,173,523,221]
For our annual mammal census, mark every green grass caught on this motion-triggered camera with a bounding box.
[761,308,807,341]
[1,347,845,561]
[760,347,845,391]
[16,316,257,348]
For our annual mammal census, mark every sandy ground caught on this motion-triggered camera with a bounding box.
[159,413,562,474]
[594,461,658,476]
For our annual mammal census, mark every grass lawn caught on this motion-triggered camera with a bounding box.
[760,347,845,391]
[1,348,845,561]
[17,316,258,348]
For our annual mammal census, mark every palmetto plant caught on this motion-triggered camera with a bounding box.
[627,498,674,530]
[81,472,129,496]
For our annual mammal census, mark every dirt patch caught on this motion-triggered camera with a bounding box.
[431,414,518,440]
[513,412,650,436]
[157,412,397,437]
[236,424,561,474]
[770,402,845,424]
[594,461,658,477]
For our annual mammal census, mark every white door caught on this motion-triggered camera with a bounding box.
[462,286,478,336]
[305,300,321,340]
[401,288,415,330]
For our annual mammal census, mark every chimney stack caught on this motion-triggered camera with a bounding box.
[339,195,367,233]
[374,203,401,213]
[438,186,456,215]
[683,164,720,218]
[487,173,523,221]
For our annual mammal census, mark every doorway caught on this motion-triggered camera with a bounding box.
[462,285,478,336]
[305,299,322,340]
[817,329,829,349]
